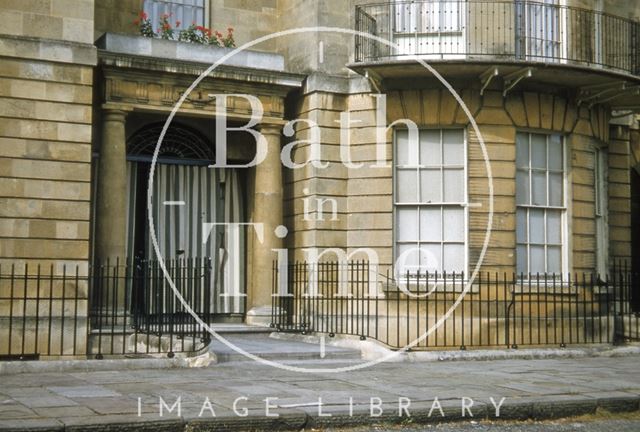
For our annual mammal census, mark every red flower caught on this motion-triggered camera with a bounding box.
[139,11,148,20]
[163,23,171,30]
[175,21,181,27]
[215,31,223,37]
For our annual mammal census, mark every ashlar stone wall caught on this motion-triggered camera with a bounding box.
[0,0,96,358]
[285,84,630,278]
[0,1,96,275]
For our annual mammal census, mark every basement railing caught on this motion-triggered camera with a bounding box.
[271,260,640,350]
[0,258,212,361]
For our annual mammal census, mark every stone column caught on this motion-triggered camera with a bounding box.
[95,109,128,263]
[247,125,283,325]
[608,119,633,265]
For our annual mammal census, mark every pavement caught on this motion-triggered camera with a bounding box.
[0,335,640,431]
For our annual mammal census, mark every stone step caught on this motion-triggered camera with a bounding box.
[88,323,273,335]
[208,324,274,334]
[208,334,361,363]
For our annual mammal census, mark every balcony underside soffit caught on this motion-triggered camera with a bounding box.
[349,61,640,112]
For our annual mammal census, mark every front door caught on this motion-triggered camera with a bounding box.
[126,123,246,318]
[631,168,640,312]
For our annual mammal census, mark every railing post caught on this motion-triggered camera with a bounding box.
[355,5,361,62]
[204,257,212,344]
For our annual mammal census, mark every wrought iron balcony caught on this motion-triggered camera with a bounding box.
[355,1,640,78]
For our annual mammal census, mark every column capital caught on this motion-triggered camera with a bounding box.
[257,123,282,136]
[102,109,127,124]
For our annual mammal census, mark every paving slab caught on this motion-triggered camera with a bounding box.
[47,386,121,399]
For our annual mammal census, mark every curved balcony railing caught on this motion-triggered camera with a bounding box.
[355,0,640,77]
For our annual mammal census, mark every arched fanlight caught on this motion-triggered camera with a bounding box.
[128,123,213,160]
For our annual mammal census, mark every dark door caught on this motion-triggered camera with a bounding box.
[631,168,640,311]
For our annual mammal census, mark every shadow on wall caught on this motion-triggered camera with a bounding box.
[631,167,640,311]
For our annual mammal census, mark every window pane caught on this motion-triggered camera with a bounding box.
[548,134,563,170]
[442,129,464,165]
[517,245,528,274]
[529,209,545,244]
[396,130,414,166]
[443,244,465,273]
[420,130,441,166]
[547,246,561,273]
[443,208,464,242]
[531,134,547,169]
[397,169,418,202]
[394,3,411,32]
[547,210,562,244]
[516,170,530,205]
[420,208,442,242]
[516,132,529,169]
[443,168,464,202]
[420,169,441,202]
[397,243,420,274]
[532,171,547,205]
[516,208,527,243]
[397,208,417,242]
[549,173,563,206]
[144,0,205,33]
[421,243,442,273]
[195,7,204,25]
[530,245,546,274]
[442,0,461,31]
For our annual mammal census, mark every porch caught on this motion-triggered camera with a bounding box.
[93,33,304,327]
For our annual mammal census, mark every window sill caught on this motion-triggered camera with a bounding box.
[393,31,464,37]
[511,283,577,295]
[96,33,286,72]
[512,278,610,295]
[383,280,479,294]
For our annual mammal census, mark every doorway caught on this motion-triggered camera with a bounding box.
[126,123,246,318]
[631,168,640,311]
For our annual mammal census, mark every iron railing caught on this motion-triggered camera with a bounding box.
[0,258,211,360]
[271,260,640,350]
[354,1,640,77]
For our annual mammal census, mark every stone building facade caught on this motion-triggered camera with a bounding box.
[1,0,640,357]
[0,0,95,274]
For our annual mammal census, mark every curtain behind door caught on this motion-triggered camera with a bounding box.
[126,162,245,315]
